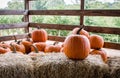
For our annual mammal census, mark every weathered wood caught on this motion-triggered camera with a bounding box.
[104,42,120,50]
[29,10,120,16]
[0,34,28,42]
[48,35,65,42]
[84,10,120,16]
[80,0,84,25]
[29,23,120,35]
[29,10,82,16]
[0,10,28,15]
[0,22,28,30]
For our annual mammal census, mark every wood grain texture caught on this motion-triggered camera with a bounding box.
[29,23,120,35]
[0,10,28,15]
[0,22,28,29]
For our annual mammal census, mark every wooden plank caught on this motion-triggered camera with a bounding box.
[48,35,65,42]
[84,10,120,16]
[84,26,120,35]
[104,42,120,50]
[0,34,28,42]
[29,10,120,16]
[29,23,120,35]
[29,10,82,16]
[0,10,28,15]
[80,0,84,25]
[0,22,28,30]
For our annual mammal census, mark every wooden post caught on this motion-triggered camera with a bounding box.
[24,0,29,33]
[80,0,84,26]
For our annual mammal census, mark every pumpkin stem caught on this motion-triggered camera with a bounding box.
[31,45,39,53]
[17,40,22,44]
[53,41,59,45]
[10,43,16,53]
[76,25,84,34]
[13,35,17,42]
[26,33,31,41]
[37,26,40,29]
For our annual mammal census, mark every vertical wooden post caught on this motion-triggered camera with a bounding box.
[24,0,29,33]
[80,0,84,26]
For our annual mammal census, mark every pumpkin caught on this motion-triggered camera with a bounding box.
[21,34,33,54]
[31,42,46,52]
[31,27,48,42]
[10,41,25,54]
[0,47,11,54]
[64,35,90,60]
[72,26,90,39]
[90,35,104,49]
[90,49,107,63]
[28,44,45,57]
[44,41,62,53]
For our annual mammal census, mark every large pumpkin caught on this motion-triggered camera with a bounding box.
[64,35,90,60]
[72,27,90,39]
[90,35,104,49]
[31,28,47,42]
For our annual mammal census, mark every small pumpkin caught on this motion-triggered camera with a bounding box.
[0,47,11,54]
[10,41,25,54]
[44,41,62,53]
[21,34,33,54]
[64,35,90,60]
[72,26,90,39]
[90,49,107,63]
[90,35,104,49]
[31,42,46,52]
[28,44,45,57]
[31,26,48,42]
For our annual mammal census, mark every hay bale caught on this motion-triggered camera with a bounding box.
[106,56,120,78]
[34,52,109,78]
[0,53,34,78]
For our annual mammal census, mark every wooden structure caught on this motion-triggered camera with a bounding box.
[0,0,120,50]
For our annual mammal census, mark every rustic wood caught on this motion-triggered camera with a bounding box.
[104,42,120,50]
[0,22,28,30]
[29,10,120,16]
[24,0,29,33]
[0,34,28,42]
[80,0,84,25]
[29,10,82,16]
[0,10,28,15]
[48,35,65,42]
[29,23,120,35]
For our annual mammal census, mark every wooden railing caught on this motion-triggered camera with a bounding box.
[0,0,119,50]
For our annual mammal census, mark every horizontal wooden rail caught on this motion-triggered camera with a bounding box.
[29,23,120,35]
[0,22,28,30]
[29,10,120,16]
[0,10,28,15]
[0,34,28,42]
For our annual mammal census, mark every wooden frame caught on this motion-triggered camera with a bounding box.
[0,0,120,50]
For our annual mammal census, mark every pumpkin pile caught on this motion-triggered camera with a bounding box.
[63,26,108,62]
[0,26,107,63]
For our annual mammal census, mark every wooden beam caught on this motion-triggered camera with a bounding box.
[0,22,28,30]
[29,23,120,35]
[0,34,28,42]
[80,0,84,25]
[0,10,27,15]
[29,10,82,16]
[104,42,120,50]
[29,10,120,16]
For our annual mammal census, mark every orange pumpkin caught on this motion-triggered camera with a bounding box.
[72,27,90,39]
[31,42,46,52]
[31,27,48,42]
[29,44,45,56]
[0,47,11,54]
[90,35,104,49]
[90,49,107,63]
[10,41,25,54]
[64,35,90,60]
[44,41,62,53]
